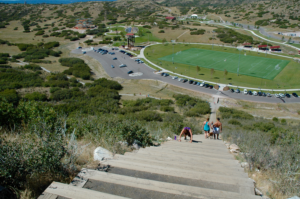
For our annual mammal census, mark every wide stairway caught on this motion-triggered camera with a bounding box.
[39,134,261,199]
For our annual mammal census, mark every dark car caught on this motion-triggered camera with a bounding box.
[163,73,169,77]
[113,57,117,60]
[209,85,213,89]
[189,80,194,84]
[262,92,266,97]
[193,81,198,85]
[285,93,291,98]
[258,92,262,96]
[292,93,298,97]
[248,91,252,95]
[204,84,209,88]
[161,73,165,76]
[127,70,133,74]
[182,79,188,83]
[230,89,234,93]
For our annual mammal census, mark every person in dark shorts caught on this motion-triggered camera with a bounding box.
[178,127,193,143]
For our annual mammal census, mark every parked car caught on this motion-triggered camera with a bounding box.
[82,51,86,54]
[285,93,291,98]
[189,80,194,84]
[119,64,127,68]
[209,85,213,89]
[196,82,201,86]
[178,78,183,82]
[243,89,248,94]
[262,92,266,97]
[163,73,169,77]
[204,84,209,88]
[111,52,115,55]
[275,94,280,98]
[235,89,240,93]
[161,72,165,76]
[193,81,198,85]
[258,92,262,96]
[248,91,253,95]
[113,57,117,60]
[127,70,133,74]
[279,93,285,98]
[182,79,188,83]
[253,91,258,96]
[77,46,82,49]
[172,76,178,80]
[111,65,115,68]
[135,59,140,62]
[200,82,205,87]
[230,89,234,93]
[266,93,271,97]
[292,93,298,97]
[139,60,144,63]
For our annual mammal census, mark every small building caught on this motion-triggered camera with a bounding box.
[191,14,198,19]
[258,45,268,51]
[166,16,176,21]
[270,46,282,52]
[243,43,252,48]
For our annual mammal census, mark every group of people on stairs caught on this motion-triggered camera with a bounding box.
[178,118,222,143]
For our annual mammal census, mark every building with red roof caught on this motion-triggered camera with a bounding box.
[270,46,281,52]
[165,16,176,20]
[243,43,252,48]
[258,45,268,51]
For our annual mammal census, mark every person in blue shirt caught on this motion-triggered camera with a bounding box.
[178,127,193,143]
[203,118,210,139]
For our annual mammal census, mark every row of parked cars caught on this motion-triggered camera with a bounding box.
[119,50,133,57]
[230,88,299,98]
[160,73,215,89]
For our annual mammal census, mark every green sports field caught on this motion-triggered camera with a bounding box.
[158,48,290,80]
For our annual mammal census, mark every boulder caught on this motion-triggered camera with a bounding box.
[241,162,249,168]
[230,149,239,153]
[166,136,172,141]
[229,144,240,151]
[132,140,140,150]
[93,147,113,161]
[254,188,263,196]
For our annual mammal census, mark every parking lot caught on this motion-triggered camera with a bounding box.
[72,47,300,104]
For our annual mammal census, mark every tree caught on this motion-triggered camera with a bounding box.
[282,36,285,41]
[224,69,228,80]
[210,68,215,79]
[196,66,200,73]
[162,38,167,43]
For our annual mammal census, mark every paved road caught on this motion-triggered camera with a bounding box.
[72,48,300,104]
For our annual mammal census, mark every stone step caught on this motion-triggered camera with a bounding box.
[114,154,247,178]
[78,169,260,199]
[162,140,228,148]
[143,146,233,159]
[136,149,240,166]
[124,151,242,170]
[41,181,129,199]
[103,159,255,195]
[37,193,58,199]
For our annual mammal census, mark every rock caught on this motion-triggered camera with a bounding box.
[229,144,240,151]
[230,149,239,153]
[132,140,140,150]
[225,144,230,149]
[152,141,160,146]
[241,162,249,168]
[166,136,172,141]
[254,188,263,196]
[93,147,113,161]
[252,174,256,178]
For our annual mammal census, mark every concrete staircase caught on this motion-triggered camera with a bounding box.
[39,134,261,199]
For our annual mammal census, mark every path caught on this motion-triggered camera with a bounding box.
[177,30,189,39]
[39,134,264,199]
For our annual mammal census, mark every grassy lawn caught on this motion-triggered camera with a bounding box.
[145,44,300,89]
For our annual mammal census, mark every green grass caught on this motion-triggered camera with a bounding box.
[135,33,162,44]
[145,44,300,89]
[158,48,289,80]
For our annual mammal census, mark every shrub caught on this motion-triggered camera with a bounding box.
[50,87,61,93]
[219,107,253,120]
[35,30,45,36]
[0,89,20,105]
[160,106,174,112]
[228,119,241,125]
[281,119,287,124]
[272,117,279,122]
[24,64,42,71]
[24,92,47,101]
[159,30,165,33]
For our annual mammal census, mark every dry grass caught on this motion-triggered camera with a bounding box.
[16,87,50,98]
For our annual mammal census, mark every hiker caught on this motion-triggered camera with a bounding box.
[213,118,222,140]
[203,118,210,139]
[178,127,193,143]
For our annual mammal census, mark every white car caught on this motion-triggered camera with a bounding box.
[243,89,248,94]
[253,91,258,96]
[274,94,280,98]
[279,93,285,98]
[178,78,182,82]
[200,81,205,87]
[172,76,178,80]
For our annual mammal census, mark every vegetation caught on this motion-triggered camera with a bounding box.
[220,107,300,197]
[59,58,91,80]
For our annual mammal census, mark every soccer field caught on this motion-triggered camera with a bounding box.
[158,48,290,80]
